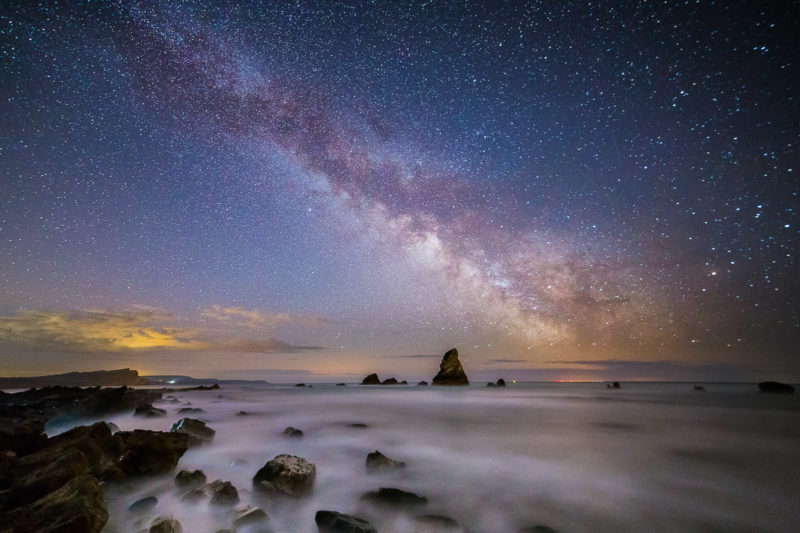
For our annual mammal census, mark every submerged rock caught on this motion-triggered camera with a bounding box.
[361,373,380,385]
[236,410,249,416]
[693,385,706,391]
[170,418,215,443]
[366,450,406,472]
[283,426,304,438]
[294,383,307,387]
[253,454,316,497]
[758,381,795,394]
[150,517,182,533]
[117,430,191,475]
[177,407,205,414]
[128,495,158,513]
[133,404,167,417]
[233,506,269,528]
[381,377,399,385]
[336,383,347,386]
[174,469,206,488]
[360,487,428,508]
[496,378,506,387]
[315,510,377,533]
[208,480,239,506]
[416,380,429,386]
[432,348,469,386]
[348,423,368,429]
[415,514,461,531]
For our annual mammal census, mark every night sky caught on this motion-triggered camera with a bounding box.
[1,1,797,382]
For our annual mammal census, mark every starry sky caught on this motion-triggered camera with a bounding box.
[1,1,797,382]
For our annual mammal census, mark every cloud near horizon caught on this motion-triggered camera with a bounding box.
[0,307,326,354]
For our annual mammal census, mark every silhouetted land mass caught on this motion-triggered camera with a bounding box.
[0,368,147,388]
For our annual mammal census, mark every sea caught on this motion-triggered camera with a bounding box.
[43,382,800,532]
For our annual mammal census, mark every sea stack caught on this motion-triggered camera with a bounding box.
[432,348,469,386]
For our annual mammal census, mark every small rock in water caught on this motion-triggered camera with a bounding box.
[294,383,307,387]
[361,373,380,385]
[207,480,239,505]
[236,410,249,416]
[170,418,215,444]
[181,488,206,503]
[348,423,368,429]
[177,407,205,414]
[381,377,399,385]
[283,426,304,438]
[366,450,406,472]
[431,348,469,386]
[134,404,167,417]
[175,468,206,488]
[417,380,428,386]
[128,495,158,513]
[233,506,269,528]
[496,378,506,387]
[693,385,706,391]
[117,430,191,475]
[415,514,462,532]
[150,517,182,533]
[758,381,795,394]
[519,526,559,533]
[253,454,316,497]
[315,510,377,533]
[336,383,347,386]
[486,382,496,387]
[360,487,428,508]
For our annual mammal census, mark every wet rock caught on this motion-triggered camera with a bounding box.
[496,378,506,387]
[758,381,795,394]
[361,373,380,385]
[315,510,377,533]
[174,469,206,488]
[149,517,182,533]
[255,480,277,497]
[360,487,428,508]
[486,382,496,387]
[134,404,167,417]
[170,418,215,443]
[400,380,408,384]
[294,383,307,387]
[611,382,621,389]
[253,454,316,497]
[693,385,706,391]
[234,506,269,528]
[128,496,158,513]
[208,480,239,505]
[103,421,120,434]
[381,378,399,385]
[180,488,206,503]
[117,430,192,475]
[336,383,347,386]
[431,348,469,386]
[348,423,368,429]
[366,450,406,472]
[236,410,249,416]
[0,408,47,456]
[177,407,205,414]
[415,514,461,531]
[416,381,428,386]
[283,426,304,437]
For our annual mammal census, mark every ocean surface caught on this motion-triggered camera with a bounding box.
[45,382,800,532]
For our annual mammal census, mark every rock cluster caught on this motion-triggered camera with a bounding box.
[432,348,469,386]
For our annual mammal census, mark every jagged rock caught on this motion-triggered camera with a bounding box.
[128,496,157,513]
[103,421,120,434]
[208,480,239,505]
[134,404,167,417]
[416,381,428,386]
[415,514,461,531]
[253,454,316,497]
[432,348,469,386]
[0,407,47,456]
[3,475,108,533]
[496,378,506,387]
[149,517,182,533]
[237,410,249,416]
[117,430,191,475]
[360,487,428,508]
[758,381,795,394]
[366,450,406,472]
[177,407,205,414]
[381,378,399,385]
[233,506,269,528]
[283,426,304,438]
[170,418,215,443]
[174,469,206,488]
[361,373,380,385]
[315,510,377,533]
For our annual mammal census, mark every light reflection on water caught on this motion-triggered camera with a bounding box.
[46,382,799,532]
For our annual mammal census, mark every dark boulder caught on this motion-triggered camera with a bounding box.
[361,373,380,385]
[758,381,795,394]
[174,469,206,488]
[134,404,167,417]
[496,378,506,387]
[117,430,192,475]
[381,378,399,385]
[416,381,428,386]
[295,383,307,387]
[128,495,158,513]
[207,480,239,505]
[611,382,621,389]
[233,506,269,528]
[315,510,377,533]
[177,407,205,414]
[283,426,304,438]
[360,487,428,508]
[400,380,408,385]
[432,348,469,386]
[170,418,215,443]
[149,517,182,533]
[693,385,706,391]
[253,454,316,497]
[348,423,368,429]
[366,450,406,472]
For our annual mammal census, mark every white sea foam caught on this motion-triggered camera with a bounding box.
[46,382,800,532]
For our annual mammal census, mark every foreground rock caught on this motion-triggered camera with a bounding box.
[315,510,377,533]
[208,480,239,505]
[361,373,380,385]
[175,469,207,488]
[117,430,192,475]
[253,454,316,497]
[134,404,167,417]
[170,418,215,443]
[366,450,406,472]
[361,487,428,508]
[150,517,182,533]
[432,348,469,386]
[758,381,795,394]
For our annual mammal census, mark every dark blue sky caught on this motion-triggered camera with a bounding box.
[1,1,797,381]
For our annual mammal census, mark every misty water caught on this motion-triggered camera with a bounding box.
[46,383,800,532]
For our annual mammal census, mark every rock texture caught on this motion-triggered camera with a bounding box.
[432,348,469,386]
[361,373,380,385]
[315,510,377,533]
[208,480,239,505]
[175,469,207,488]
[170,418,215,443]
[117,430,192,475]
[134,404,167,417]
[366,450,406,472]
[253,454,316,497]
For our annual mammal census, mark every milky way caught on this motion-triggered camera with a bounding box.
[1,1,797,380]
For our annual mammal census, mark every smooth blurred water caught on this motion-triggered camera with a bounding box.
[46,382,800,532]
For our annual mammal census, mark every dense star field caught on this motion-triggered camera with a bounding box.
[0,1,797,381]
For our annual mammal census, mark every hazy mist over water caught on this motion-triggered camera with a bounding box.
[46,383,800,532]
